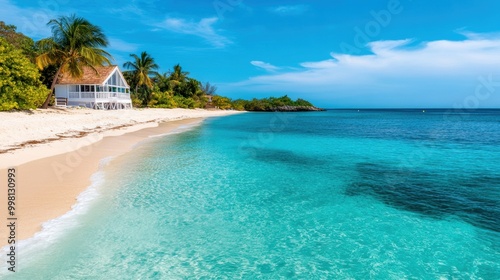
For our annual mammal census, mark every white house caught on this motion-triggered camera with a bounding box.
[55,65,132,109]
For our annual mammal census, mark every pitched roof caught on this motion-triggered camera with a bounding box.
[57,65,119,85]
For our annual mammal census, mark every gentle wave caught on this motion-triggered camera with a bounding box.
[0,157,112,276]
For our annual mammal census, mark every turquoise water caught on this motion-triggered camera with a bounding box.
[5,110,500,279]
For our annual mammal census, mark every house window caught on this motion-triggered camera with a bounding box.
[118,75,123,87]
[107,73,117,86]
[79,85,96,92]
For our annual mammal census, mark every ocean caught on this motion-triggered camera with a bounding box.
[5,109,500,279]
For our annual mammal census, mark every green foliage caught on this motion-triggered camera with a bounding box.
[212,95,232,110]
[123,51,159,92]
[228,95,317,111]
[170,64,189,82]
[36,15,112,75]
[172,96,194,109]
[125,59,209,109]
[0,38,49,110]
[148,87,176,108]
[123,71,137,89]
[136,86,153,106]
[130,94,143,108]
[243,98,271,111]
[36,14,113,108]
[154,72,171,92]
[1,20,318,112]
[295,98,313,107]
[39,64,58,89]
[0,20,56,98]
[0,21,36,60]
[231,99,247,111]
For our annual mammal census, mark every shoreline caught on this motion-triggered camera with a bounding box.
[0,108,243,246]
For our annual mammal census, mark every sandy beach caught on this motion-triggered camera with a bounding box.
[0,108,242,245]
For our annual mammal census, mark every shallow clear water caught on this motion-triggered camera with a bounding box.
[6,110,500,279]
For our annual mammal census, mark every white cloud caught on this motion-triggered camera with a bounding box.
[108,38,139,53]
[108,4,145,16]
[156,16,232,48]
[251,61,280,72]
[268,5,309,16]
[0,0,57,38]
[223,33,500,107]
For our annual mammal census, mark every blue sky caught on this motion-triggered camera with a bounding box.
[2,0,500,108]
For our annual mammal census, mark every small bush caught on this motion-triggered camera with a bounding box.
[0,37,49,110]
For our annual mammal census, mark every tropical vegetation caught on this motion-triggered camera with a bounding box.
[0,37,48,110]
[0,16,318,111]
[35,15,112,108]
[231,96,314,111]
[0,21,36,59]
[137,62,209,109]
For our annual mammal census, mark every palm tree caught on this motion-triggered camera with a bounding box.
[170,64,189,82]
[154,72,171,92]
[36,15,112,108]
[123,51,159,93]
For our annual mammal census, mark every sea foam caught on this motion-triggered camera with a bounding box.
[0,157,113,275]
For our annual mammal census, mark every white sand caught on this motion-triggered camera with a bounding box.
[0,108,243,244]
[0,108,243,169]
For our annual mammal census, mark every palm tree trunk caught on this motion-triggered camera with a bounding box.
[41,66,63,109]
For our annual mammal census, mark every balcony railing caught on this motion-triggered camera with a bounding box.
[68,92,131,99]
